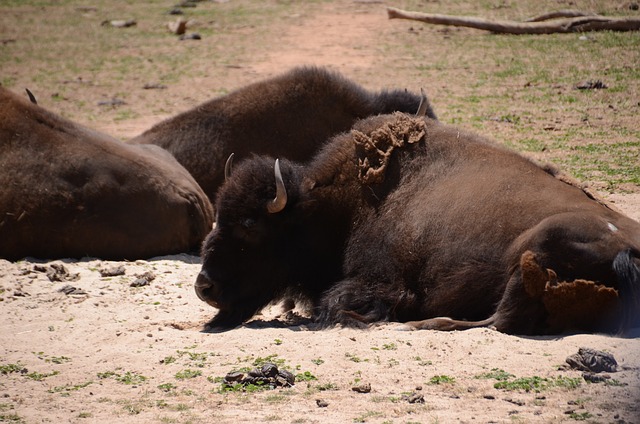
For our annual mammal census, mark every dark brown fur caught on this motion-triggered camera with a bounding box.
[0,87,214,260]
[130,66,436,204]
[197,113,640,335]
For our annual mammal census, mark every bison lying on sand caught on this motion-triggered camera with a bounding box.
[195,112,640,335]
[130,66,436,203]
[0,87,214,260]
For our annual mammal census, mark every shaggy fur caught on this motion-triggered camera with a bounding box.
[130,66,436,204]
[197,113,640,335]
[0,87,214,260]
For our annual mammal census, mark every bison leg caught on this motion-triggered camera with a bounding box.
[316,279,392,328]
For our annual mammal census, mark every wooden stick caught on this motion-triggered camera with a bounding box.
[525,10,595,22]
[387,7,640,34]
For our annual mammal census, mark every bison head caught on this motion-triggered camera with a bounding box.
[195,151,356,329]
[195,156,311,329]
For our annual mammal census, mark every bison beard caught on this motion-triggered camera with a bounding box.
[197,113,640,336]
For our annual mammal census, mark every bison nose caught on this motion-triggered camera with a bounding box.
[194,270,218,304]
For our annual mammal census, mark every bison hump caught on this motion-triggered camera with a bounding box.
[353,113,426,185]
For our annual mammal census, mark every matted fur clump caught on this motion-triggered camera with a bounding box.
[543,279,619,331]
[353,113,427,185]
[520,250,619,331]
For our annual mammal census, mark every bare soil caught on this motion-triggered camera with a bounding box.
[1,1,639,423]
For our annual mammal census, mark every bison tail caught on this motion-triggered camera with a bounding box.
[613,248,640,335]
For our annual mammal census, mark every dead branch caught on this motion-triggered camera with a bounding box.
[387,7,640,34]
[525,10,595,22]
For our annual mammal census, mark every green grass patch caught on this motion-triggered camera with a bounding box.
[494,376,581,392]
[48,381,93,394]
[429,375,455,385]
[174,369,202,380]
[0,363,25,375]
[475,368,515,381]
[97,370,147,385]
[25,370,60,381]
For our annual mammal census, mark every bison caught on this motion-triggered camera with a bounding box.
[0,87,214,260]
[130,66,436,204]
[195,112,640,335]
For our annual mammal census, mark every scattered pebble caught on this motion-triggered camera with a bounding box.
[97,98,126,107]
[401,392,425,404]
[179,33,201,40]
[130,278,150,288]
[99,265,125,277]
[575,80,608,90]
[58,285,87,296]
[143,83,168,90]
[582,372,611,383]
[316,399,329,407]
[351,383,371,393]
[101,19,137,28]
[34,264,80,282]
[168,17,187,35]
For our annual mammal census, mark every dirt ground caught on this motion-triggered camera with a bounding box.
[1,1,640,423]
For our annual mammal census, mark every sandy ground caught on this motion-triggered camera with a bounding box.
[0,253,639,423]
[2,1,640,423]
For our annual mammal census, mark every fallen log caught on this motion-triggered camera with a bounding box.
[387,7,640,34]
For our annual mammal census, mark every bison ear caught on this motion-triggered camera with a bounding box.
[267,159,288,214]
[224,153,234,181]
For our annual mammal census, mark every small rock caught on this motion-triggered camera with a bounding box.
[316,399,329,408]
[39,264,80,282]
[168,17,187,35]
[135,271,156,281]
[575,80,608,90]
[102,19,137,28]
[179,32,201,40]
[401,392,425,404]
[483,395,495,400]
[143,83,167,90]
[99,265,125,277]
[352,383,371,393]
[175,1,197,7]
[130,278,150,288]
[58,285,87,295]
[167,8,184,15]
[582,372,611,383]
[97,98,126,107]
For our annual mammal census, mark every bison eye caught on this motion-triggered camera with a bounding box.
[242,218,256,230]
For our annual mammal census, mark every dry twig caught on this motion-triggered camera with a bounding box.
[387,7,640,34]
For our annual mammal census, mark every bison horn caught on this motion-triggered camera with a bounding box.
[25,88,37,105]
[267,159,287,214]
[415,88,427,117]
[224,153,234,181]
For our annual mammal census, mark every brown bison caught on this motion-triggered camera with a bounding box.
[0,87,214,260]
[130,66,436,203]
[195,112,640,335]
